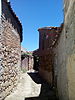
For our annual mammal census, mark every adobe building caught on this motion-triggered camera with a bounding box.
[37,26,62,84]
[53,0,75,100]
[0,0,22,99]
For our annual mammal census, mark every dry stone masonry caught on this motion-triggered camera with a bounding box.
[0,0,22,99]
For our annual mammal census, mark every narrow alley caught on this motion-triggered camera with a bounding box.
[0,0,75,100]
[5,70,57,100]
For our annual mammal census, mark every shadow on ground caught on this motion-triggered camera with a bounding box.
[25,72,58,100]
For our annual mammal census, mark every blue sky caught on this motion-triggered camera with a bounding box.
[10,0,64,51]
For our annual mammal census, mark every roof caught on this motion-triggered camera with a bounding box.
[38,24,64,48]
[38,24,63,32]
[38,26,57,30]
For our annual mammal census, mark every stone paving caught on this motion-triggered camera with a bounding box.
[5,70,57,100]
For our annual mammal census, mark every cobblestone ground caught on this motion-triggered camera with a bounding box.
[5,70,57,100]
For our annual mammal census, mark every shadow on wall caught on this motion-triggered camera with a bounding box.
[25,72,58,100]
[33,55,39,71]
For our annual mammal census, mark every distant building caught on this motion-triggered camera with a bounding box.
[38,26,62,50]
[37,26,62,84]
[21,49,34,72]
[0,0,22,99]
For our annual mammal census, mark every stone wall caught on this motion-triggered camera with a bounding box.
[28,56,34,70]
[21,54,34,72]
[2,0,22,42]
[21,56,29,71]
[0,0,22,98]
[0,16,21,100]
[53,0,75,100]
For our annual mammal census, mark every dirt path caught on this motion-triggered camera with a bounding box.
[5,71,57,100]
[5,71,41,100]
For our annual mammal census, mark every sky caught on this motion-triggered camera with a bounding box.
[10,0,64,51]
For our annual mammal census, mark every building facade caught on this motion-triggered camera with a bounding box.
[37,26,62,84]
[53,0,75,100]
[0,0,22,99]
[21,50,34,72]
